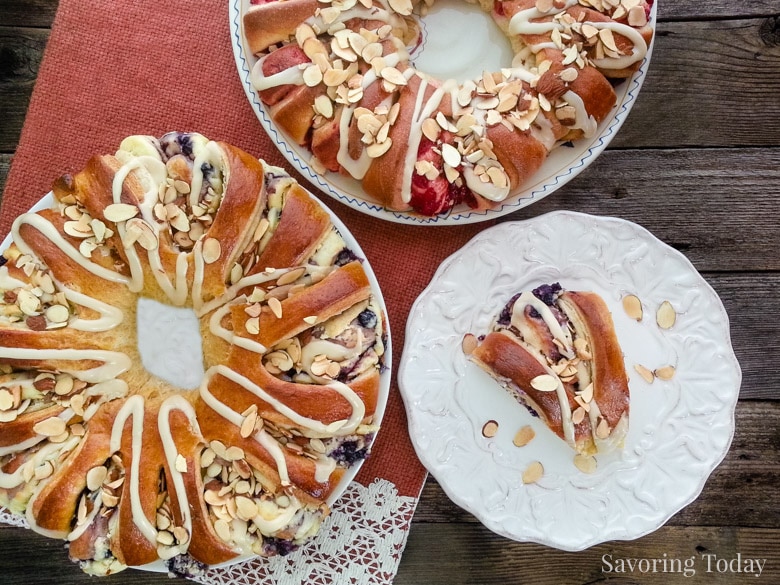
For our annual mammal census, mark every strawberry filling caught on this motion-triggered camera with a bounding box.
[408,137,477,216]
[259,45,311,106]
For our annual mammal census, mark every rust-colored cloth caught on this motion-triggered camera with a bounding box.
[0,0,490,500]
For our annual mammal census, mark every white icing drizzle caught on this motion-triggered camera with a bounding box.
[109,395,157,545]
[314,455,338,484]
[0,435,46,468]
[157,395,200,557]
[189,141,225,210]
[195,268,291,317]
[300,338,360,384]
[208,303,267,354]
[400,77,459,204]
[10,215,130,286]
[201,365,364,437]
[508,0,649,70]
[561,89,598,137]
[510,292,574,356]
[0,348,131,384]
[251,59,306,92]
[61,285,124,332]
[509,292,576,446]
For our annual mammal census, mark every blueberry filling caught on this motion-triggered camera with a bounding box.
[166,554,207,579]
[0,256,6,267]
[334,248,359,266]
[329,435,373,467]
[262,537,299,557]
[532,282,562,306]
[497,293,522,325]
[357,309,377,329]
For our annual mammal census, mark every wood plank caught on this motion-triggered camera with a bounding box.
[661,3,780,20]
[0,1,59,28]
[612,18,780,148]
[0,154,11,197]
[0,26,49,152]
[1,19,780,151]
[414,401,780,527]
[395,525,780,585]
[503,148,780,272]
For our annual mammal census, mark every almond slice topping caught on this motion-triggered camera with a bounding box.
[513,425,535,447]
[33,416,66,437]
[656,300,676,329]
[103,203,139,223]
[522,461,544,484]
[481,420,499,438]
[202,238,221,264]
[622,294,643,321]
[530,374,559,392]
[654,365,676,381]
[634,363,654,383]
[573,454,597,474]
[461,333,478,355]
[268,297,283,319]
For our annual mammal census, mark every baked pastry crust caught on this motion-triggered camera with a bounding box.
[470,283,629,455]
[243,0,653,216]
[0,132,387,575]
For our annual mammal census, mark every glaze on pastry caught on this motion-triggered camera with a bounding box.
[470,283,628,455]
[0,132,386,575]
[243,0,653,216]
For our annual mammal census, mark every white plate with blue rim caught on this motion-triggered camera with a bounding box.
[230,0,657,224]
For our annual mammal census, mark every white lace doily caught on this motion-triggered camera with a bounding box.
[0,478,418,584]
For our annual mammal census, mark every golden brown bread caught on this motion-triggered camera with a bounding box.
[243,0,653,216]
[470,284,629,456]
[0,132,387,575]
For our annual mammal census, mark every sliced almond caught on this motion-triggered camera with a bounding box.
[654,365,676,381]
[578,383,594,403]
[530,374,558,392]
[379,66,407,86]
[633,363,655,384]
[268,297,283,319]
[45,304,70,324]
[213,519,231,542]
[481,420,499,438]
[225,446,245,461]
[622,294,643,321]
[86,466,108,491]
[175,454,188,473]
[245,316,260,335]
[303,315,318,325]
[513,425,535,447]
[461,333,478,355]
[441,143,461,168]
[202,238,222,264]
[366,138,393,158]
[103,203,139,223]
[277,267,306,286]
[573,454,597,474]
[125,218,158,251]
[522,461,544,484]
[240,410,258,438]
[656,300,676,329]
[572,406,586,425]
[235,496,259,521]
[33,416,66,437]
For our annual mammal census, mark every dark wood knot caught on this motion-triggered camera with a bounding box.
[759,15,780,47]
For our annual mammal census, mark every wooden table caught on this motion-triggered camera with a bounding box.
[1,1,779,583]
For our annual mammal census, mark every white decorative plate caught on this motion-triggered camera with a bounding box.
[398,211,740,550]
[230,0,657,225]
[1,189,392,570]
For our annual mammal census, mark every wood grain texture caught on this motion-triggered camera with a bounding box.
[1,17,780,151]
[395,525,780,585]
[502,148,780,272]
[0,0,59,28]
[0,26,49,151]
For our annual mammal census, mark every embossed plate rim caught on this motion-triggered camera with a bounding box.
[398,210,740,550]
